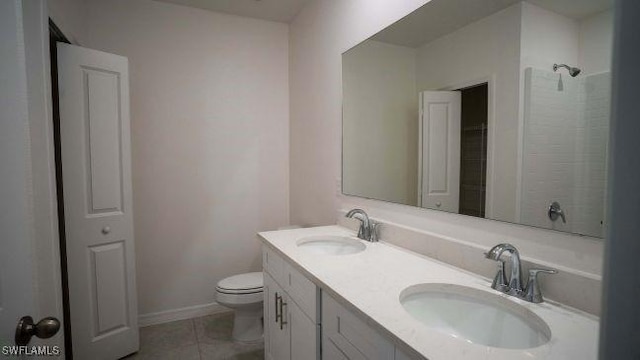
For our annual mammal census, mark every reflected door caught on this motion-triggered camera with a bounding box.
[419,91,461,212]
[57,43,138,359]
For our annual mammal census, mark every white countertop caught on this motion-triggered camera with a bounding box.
[258,225,599,360]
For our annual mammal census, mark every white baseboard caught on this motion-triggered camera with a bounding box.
[138,302,231,327]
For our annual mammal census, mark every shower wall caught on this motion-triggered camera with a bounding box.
[521,68,610,237]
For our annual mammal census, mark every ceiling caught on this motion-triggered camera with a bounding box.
[151,0,313,23]
[371,0,613,49]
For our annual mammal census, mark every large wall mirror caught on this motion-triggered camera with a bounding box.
[342,0,613,238]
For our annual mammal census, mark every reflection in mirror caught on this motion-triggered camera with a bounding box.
[342,0,613,237]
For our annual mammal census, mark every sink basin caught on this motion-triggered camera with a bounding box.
[400,283,551,349]
[296,235,366,255]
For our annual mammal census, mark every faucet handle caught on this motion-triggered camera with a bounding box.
[523,268,558,303]
[370,222,381,242]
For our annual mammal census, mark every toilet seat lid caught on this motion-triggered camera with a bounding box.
[217,272,263,292]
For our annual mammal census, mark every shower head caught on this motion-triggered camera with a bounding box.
[553,63,581,77]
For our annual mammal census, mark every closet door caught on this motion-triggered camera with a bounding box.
[57,43,138,359]
[419,91,462,213]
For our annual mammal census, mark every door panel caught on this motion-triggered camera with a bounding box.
[84,68,123,213]
[289,299,317,360]
[90,241,128,336]
[322,292,394,360]
[264,273,290,360]
[420,91,462,213]
[57,42,138,359]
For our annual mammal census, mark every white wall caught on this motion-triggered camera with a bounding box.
[343,40,418,206]
[520,2,579,72]
[579,10,613,75]
[47,0,86,43]
[83,0,290,316]
[290,0,431,226]
[599,1,640,355]
[415,4,522,222]
[289,0,603,283]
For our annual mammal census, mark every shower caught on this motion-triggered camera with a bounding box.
[553,63,581,77]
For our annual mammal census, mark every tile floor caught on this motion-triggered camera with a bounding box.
[124,312,264,360]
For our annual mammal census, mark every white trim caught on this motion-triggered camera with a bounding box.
[138,302,231,327]
[23,0,66,353]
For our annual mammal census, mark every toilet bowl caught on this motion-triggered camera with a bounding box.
[215,272,264,343]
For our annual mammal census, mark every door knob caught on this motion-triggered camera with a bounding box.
[102,226,111,234]
[15,316,61,346]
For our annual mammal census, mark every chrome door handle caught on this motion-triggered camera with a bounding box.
[15,316,60,346]
[548,201,566,223]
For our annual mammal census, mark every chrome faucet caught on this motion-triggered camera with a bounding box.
[485,243,557,303]
[485,243,523,295]
[345,209,379,242]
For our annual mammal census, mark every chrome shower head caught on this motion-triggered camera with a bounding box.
[553,63,581,77]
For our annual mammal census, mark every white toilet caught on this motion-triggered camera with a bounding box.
[215,272,264,343]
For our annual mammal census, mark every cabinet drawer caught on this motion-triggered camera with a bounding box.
[263,246,285,286]
[284,261,318,323]
[322,292,394,360]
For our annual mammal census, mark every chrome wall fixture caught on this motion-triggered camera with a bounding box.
[553,63,582,77]
[548,201,567,223]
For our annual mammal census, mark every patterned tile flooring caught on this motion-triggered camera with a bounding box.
[123,312,263,360]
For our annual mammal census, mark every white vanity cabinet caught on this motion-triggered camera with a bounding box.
[263,247,320,360]
[262,245,421,360]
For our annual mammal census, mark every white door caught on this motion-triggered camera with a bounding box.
[419,91,461,213]
[0,0,38,346]
[57,43,138,359]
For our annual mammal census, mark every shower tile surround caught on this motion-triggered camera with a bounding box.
[337,215,602,316]
[521,68,611,238]
[260,225,599,359]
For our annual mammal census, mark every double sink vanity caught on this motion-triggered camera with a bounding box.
[259,0,610,357]
[259,216,599,360]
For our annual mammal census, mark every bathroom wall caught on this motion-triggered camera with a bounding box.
[343,40,418,206]
[415,4,522,222]
[289,0,603,310]
[520,2,580,72]
[579,10,613,75]
[83,0,290,318]
[290,0,430,226]
[47,0,86,44]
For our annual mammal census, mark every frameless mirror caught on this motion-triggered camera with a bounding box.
[342,0,613,238]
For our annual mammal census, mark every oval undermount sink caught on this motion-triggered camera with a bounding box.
[400,283,551,349]
[296,235,366,255]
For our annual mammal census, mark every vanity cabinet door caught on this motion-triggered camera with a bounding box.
[322,292,395,360]
[289,297,319,360]
[264,273,290,360]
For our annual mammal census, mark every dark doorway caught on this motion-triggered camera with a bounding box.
[458,83,488,217]
[49,19,73,360]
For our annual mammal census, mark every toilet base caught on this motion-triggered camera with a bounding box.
[231,305,264,343]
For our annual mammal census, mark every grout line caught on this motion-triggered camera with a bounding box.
[192,319,203,360]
